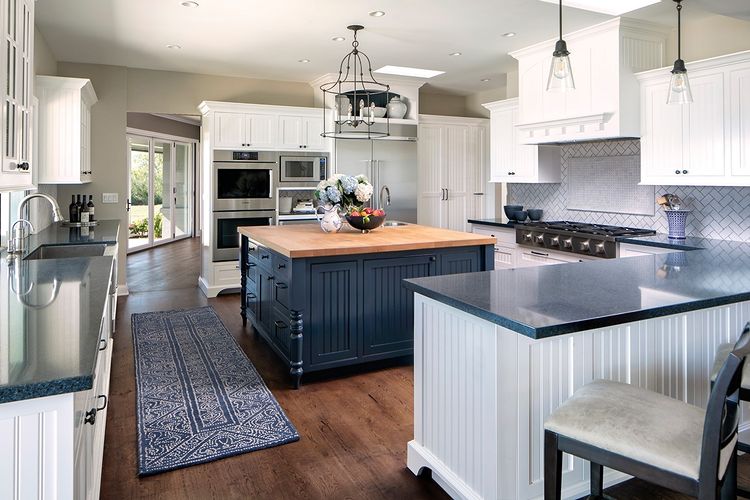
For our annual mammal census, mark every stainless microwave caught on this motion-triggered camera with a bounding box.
[279,155,328,184]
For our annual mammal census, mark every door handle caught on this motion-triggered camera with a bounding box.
[445,189,449,201]
[126,199,131,212]
[274,320,288,329]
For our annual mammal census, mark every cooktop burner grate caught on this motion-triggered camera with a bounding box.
[519,221,656,237]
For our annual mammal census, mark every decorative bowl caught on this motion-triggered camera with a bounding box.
[372,107,387,118]
[527,209,543,221]
[513,210,529,222]
[504,205,523,220]
[346,214,386,232]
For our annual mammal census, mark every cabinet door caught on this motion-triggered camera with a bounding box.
[489,106,517,182]
[80,102,91,179]
[309,261,358,366]
[440,248,481,275]
[494,245,515,269]
[465,125,487,221]
[362,255,436,357]
[259,270,274,333]
[303,116,325,150]
[245,113,278,149]
[683,72,726,177]
[730,67,750,176]
[417,124,445,228]
[640,81,684,179]
[443,125,470,232]
[278,115,304,150]
[214,112,245,148]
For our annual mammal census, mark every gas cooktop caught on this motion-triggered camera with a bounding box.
[515,221,656,258]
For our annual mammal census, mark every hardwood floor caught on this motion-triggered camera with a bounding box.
[105,237,750,499]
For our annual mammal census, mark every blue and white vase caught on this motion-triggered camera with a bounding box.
[665,210,690,240]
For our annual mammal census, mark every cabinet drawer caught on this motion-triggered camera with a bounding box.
[247,240,260,260]
[258,248,273,270]
[246,290,259,319]
[272,308,291,356]
[472,225,516,245]
[273,277,290,310]
[246,259,258,285]
[214,261,241,286]
[273,253,291,281]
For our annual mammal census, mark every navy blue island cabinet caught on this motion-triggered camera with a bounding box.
[238,225,495,388]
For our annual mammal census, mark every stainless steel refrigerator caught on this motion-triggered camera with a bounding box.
[332,124,418,223]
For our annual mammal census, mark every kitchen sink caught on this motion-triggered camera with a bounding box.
[24,243,108,260]
[383,221,409,227]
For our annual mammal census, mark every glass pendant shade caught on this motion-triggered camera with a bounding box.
[667,66,693,104]
[547,53,575,91]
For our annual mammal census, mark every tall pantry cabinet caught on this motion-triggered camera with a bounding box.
[417,115,490,232]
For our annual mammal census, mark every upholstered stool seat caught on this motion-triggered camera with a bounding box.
[545,379,709,480]
[711,342,750,389]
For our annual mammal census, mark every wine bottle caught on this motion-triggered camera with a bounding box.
[76,195,83,214]
[80,195,90,224]
[87,195,95,221]
[69,195,79,223]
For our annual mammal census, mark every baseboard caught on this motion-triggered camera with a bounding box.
[117,284,129,296]
[198,276,240,298]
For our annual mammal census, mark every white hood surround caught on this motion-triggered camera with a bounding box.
[510,18,670,144]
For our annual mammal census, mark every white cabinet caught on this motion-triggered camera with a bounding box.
[483,98,561,183]
[417,115,489,232]
[638,50,750,186]
[618,242,683,258]
[509,18,668,144]
[200,102,330,152]
[0,0,34,190]
[35,76,98,184]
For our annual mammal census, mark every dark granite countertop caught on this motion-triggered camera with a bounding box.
[0,220,119,403]
[404,234,750,339]
[467,218,516,229]
[617,233,714,251]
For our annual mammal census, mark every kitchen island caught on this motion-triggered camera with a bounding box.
[403,237,750,499]
[237,224,495,388]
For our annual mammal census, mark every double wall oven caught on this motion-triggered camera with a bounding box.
[213,150,276,261]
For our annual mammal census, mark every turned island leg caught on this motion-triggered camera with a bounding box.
[290,309,303,389]
[240,236,248,327]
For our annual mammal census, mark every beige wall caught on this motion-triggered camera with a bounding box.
[126,68,314,114]
[666,14,750,63]
[127,113,200,140]
[34,31,57,77]
[419,91,469,117]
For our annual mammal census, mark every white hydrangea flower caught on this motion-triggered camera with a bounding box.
[355,183,373,203]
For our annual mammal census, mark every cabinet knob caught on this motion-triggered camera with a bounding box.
[99,338,107,351]
[18,162,29,171]
[429,256,436,262]
[675,170,681,174]
[682,170,688,174]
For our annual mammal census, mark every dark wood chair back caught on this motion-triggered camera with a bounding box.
[699,323,750,496]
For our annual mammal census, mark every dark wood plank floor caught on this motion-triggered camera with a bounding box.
[104,237,750,499]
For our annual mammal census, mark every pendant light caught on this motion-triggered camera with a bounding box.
[546,0,575,91]
[667,0,693,104]
[320,25,390,139]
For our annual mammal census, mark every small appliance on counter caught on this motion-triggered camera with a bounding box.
[292,199,316,214]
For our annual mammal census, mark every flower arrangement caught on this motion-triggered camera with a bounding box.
[314,174,374,212]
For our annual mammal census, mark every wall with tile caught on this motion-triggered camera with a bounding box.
[507,140,750,242]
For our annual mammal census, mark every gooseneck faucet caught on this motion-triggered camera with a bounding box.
[379,185,391,210]
[7,193,65,255]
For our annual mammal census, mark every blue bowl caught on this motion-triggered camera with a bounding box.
[504,205,523,220]
[527,209,543,221]
[513,210,528,222]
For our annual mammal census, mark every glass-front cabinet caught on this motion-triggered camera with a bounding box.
[0,0,33,190]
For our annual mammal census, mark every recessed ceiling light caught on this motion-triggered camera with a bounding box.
[374,65,445,79]
[538,0,660,16]
[481,78,491,82]
[502,32,516,37]
[332,36,346,42]
[180,1,199,7]
[449,52,462,57]
[369,10,386,17]
[298,59,311,63]
[167,44,182,50]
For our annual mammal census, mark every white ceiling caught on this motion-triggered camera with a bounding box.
[35,0,739,95]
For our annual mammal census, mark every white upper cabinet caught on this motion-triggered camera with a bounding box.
[200,101,330,152]
[637,50,750,186]
[0,0,34,191]
[509,18,669,144]
[483,98,561,183]
[35,76,98,184]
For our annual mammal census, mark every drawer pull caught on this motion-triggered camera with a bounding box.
[99,338,107,351]
[84,408,97,425]
[275,282,288,289]
[267,276,275,281]
[530,250,549,257]
[277,263,286,269]
[274,320,288,329]
[235,265,240,270]
[96,394,108,412]
[247,293,257,299]
[247,262,257,268]
[261,254,270,260]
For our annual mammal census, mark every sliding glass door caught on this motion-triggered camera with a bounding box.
[127,135,193,252]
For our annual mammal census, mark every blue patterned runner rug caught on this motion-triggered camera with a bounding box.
[132,306,299,475]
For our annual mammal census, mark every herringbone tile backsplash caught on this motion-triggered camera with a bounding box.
[507,140,750,242]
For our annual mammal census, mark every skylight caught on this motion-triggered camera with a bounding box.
[374,66,445,79]
[538,0,661,16]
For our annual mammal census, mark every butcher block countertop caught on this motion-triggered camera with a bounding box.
[238,224,496,258]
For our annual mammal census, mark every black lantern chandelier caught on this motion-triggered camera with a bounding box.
[667,0,693,104]
[320,25,391,139]
[546,0,575,91]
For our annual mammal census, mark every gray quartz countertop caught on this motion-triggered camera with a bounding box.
[0,220,119,403]
[404,234,750,339]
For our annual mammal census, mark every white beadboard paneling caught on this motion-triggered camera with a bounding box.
[508,139,750,242]
[409,294,750,499]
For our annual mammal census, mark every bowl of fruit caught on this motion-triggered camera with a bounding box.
[346,207,386,232]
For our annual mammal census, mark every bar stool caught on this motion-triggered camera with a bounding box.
[711,330,750,498]
[543,324,750,500]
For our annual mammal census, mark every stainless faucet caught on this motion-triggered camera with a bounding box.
[7,193,65,255]
[379,185,391,210]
